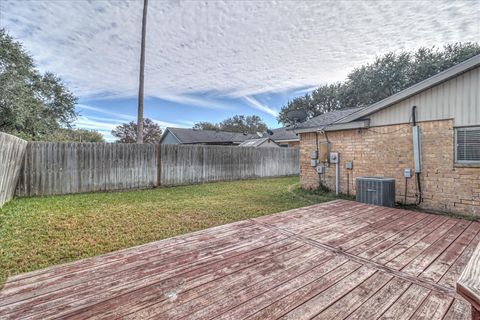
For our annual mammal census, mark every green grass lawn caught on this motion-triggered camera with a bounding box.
[0,177,340,287]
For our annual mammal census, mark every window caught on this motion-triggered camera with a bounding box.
[456,127,480,163]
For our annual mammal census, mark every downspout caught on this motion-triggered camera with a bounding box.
[411,106,423,205]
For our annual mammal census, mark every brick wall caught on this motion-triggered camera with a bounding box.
[287,141,300,148]
[277,141,300,148]
[300,119,480,217]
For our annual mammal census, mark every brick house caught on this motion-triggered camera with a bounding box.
[294,54,480,217]
[268,127,299,148]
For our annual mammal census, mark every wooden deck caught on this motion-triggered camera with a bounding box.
[1,200,479,319]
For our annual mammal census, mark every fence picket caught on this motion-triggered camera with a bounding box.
[9,141,299,197]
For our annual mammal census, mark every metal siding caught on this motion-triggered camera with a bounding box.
[368,67,480,127]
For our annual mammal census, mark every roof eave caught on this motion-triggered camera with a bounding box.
[293,119,370,133]
[159,128,182,144]
[273,138,300,142]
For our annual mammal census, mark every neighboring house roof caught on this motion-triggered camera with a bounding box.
[160,127,255,144]
[267,127,299,142]
[238,138,279,147]
[294,54,480,133]
[161,126,299,145]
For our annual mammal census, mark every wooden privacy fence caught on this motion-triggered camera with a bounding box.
[160,144,299,186]
[0,133,28,207]
[13,142,299,197]
[16,142,157,196]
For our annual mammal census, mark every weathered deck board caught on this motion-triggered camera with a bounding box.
[125,246,335,319]
[312,271,393,320]
[344,277,411,320]
[0,221,270,298]
[1,200,478,320]
[456,239,480,316]
[440,230,480,290]
[420,222,480,283]
[378,284,431,320]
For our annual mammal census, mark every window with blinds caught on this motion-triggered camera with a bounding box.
[456,127,480,163]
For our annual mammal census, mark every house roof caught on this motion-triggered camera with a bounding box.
[292,107,365,131]
[268,127,299,141]
[161,126,299,144]
[238,138,278,147]
[161,127,255,144]
[293,54,480,133]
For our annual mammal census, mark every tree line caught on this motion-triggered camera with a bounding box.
[277,43,480,125]
[111,114,269,144]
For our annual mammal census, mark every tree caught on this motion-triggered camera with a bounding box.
[193,121,220,131]
[193,115,268,134]
[136,0,149,143]
[341,52,412,108]
[408,43,480,85]
[43,128,105,142]
[220,115,267,133]
[277,85,345,125]
[112,118,162,144]
[277,42,480,125]
[277,95,311,126]
[0,29,77,139]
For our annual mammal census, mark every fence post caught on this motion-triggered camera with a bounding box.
[156,144,161,187]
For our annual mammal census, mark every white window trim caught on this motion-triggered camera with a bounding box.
[455,126,480,164]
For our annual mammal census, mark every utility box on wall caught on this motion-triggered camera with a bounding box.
[345,161,353,169]
[319,142,330,163]
[412,126,422,173]
[329,152,339,164]
[316,165,325,174]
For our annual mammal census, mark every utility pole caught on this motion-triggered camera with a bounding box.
[137,0,148,143]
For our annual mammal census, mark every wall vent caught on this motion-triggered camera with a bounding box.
[356,177,395,207]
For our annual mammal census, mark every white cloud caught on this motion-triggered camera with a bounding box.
[74,116,118,142]
[77,104,134,121]
[293,86,318,95]
[153,93,234,110]
[242,96,278,117]
[150,118,191,129]
[2,0,479,104]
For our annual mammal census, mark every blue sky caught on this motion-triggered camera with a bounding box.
[1,0,478,141]
[75,87,315,140]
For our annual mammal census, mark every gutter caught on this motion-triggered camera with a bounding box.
[294,119,370,134]
[273,138,300,143]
